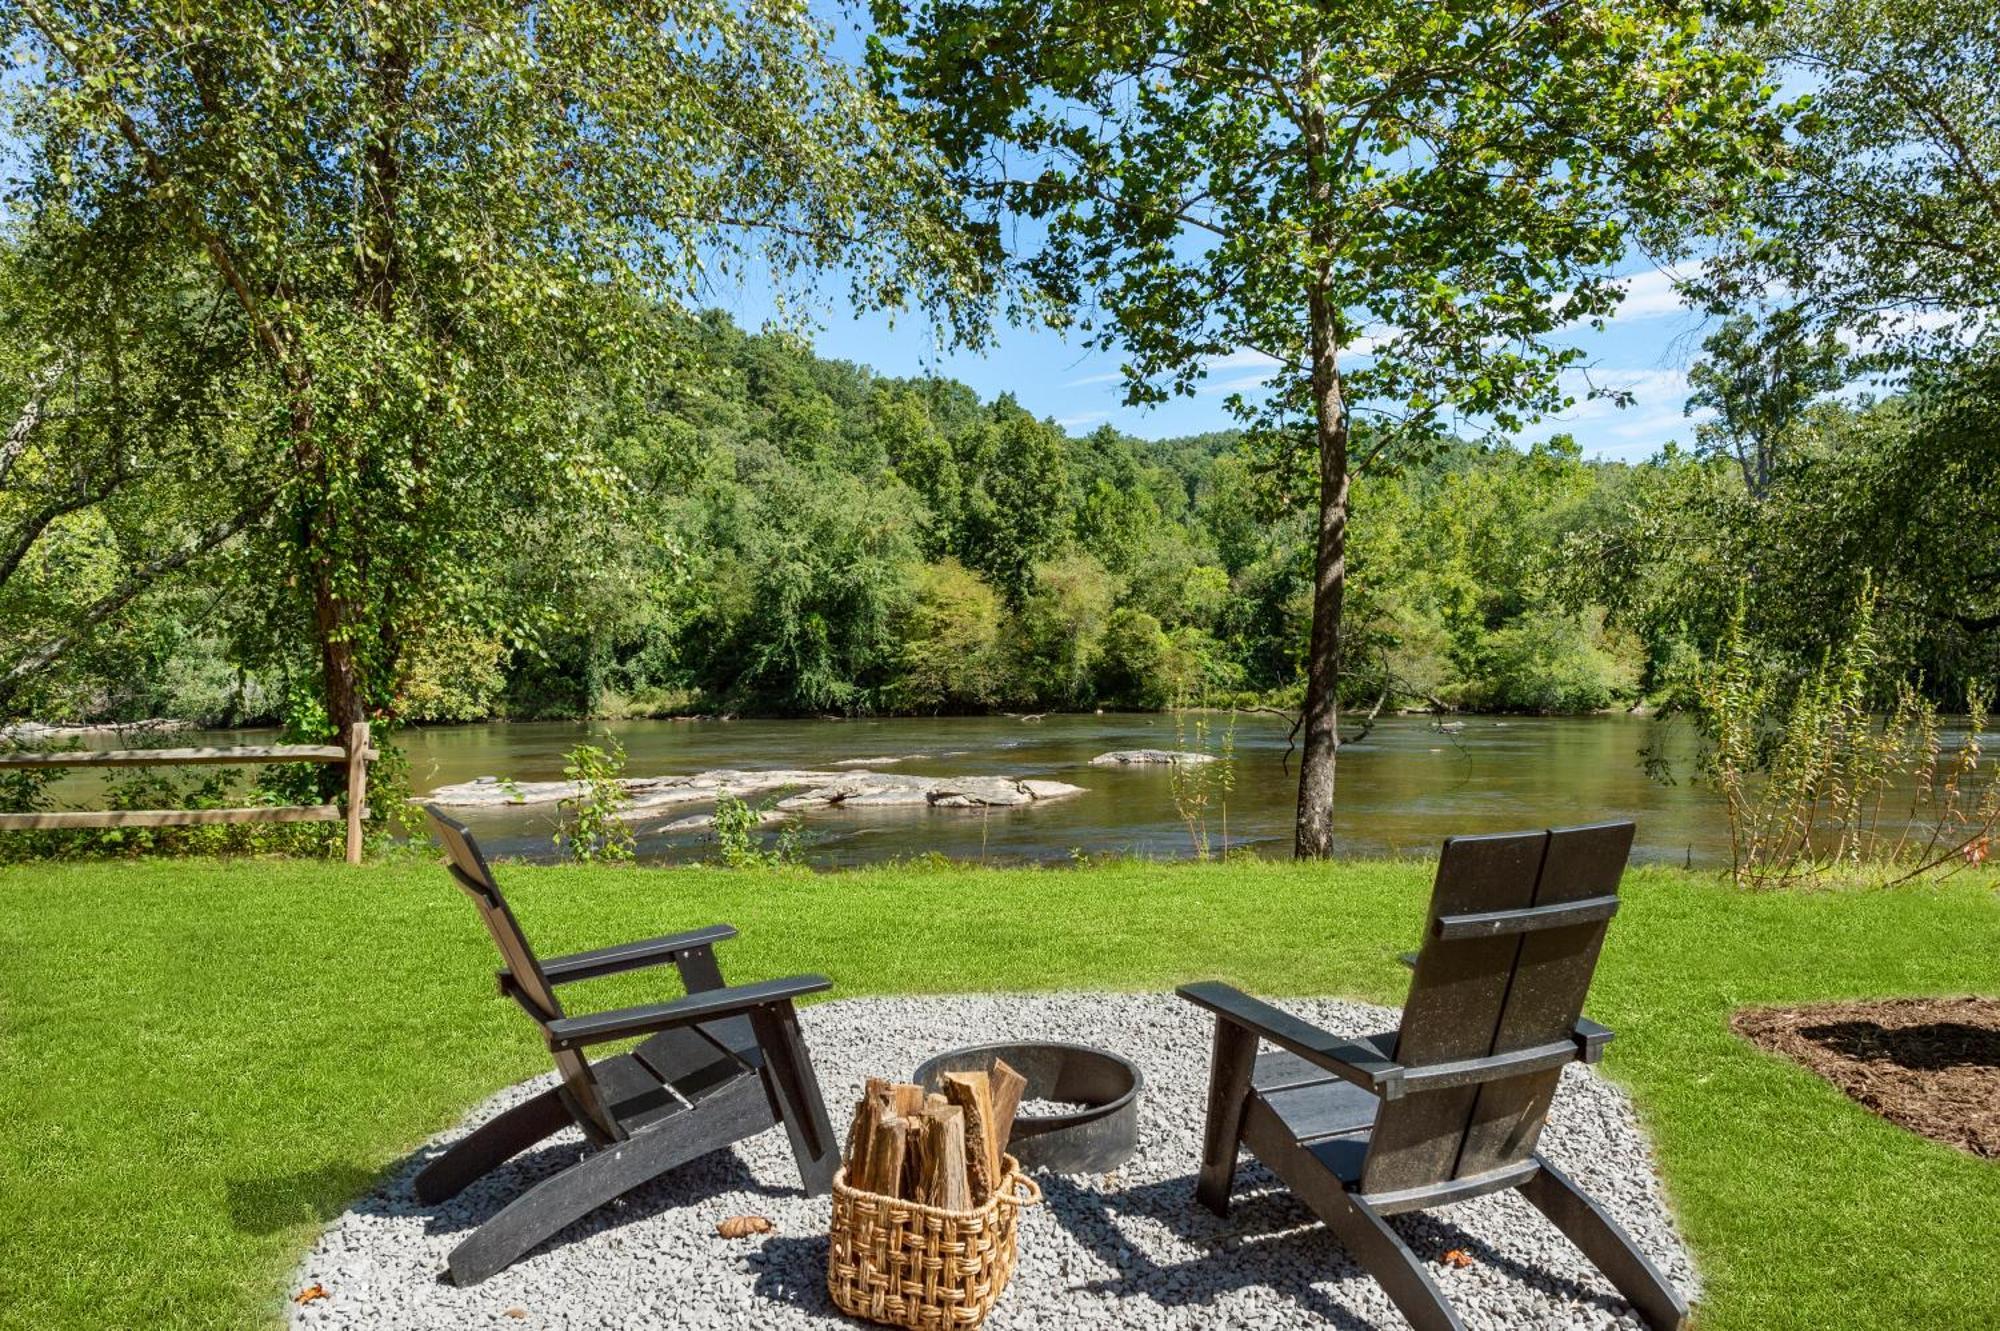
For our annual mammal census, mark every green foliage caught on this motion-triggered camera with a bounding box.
[1704,0,2000,364]
[1011,553,1116,708]
[708,793,801,869]
[0,0,996,743]
[1686,589,2000,889]
[885,559,1007,712]
[553,738,634,865]
[1461,609,1645,715]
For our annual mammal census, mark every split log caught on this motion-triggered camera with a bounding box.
[866,1114,909,1198]
[988,1059,1028,1158]
[845,1077,892,1182]
[890,1082,926,1117]
[920,1105,970,1211]
[941,1071,999,1204]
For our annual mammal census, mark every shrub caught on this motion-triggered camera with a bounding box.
[1097,608,1171,707]
[1464,608,1643,713]
[554,737,634,864]
[884,559,1006,711]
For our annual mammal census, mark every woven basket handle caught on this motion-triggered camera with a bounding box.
[997,1171,1043,1208]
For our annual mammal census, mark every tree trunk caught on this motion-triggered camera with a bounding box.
[1294,279,1349,860]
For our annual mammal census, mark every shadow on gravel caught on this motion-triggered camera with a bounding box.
[1036,1168,1635,1328]
[319,1125,794,1272]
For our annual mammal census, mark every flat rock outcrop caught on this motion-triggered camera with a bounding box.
[1089,749,1217,766]
[777,772,1084,811]
[423,768,1086,817]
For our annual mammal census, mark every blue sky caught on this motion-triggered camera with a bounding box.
[719,259,1722,461]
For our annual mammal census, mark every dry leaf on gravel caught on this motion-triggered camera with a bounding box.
[1442,1249,1474,1269]
[717,1214,774,1239]
[292,1284,329,1305]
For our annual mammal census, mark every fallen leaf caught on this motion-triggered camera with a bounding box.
[292,1283,329,1305]
[1441,1249,1474,1269]
[504,1309,527,1320]
[717,1214,775,1239]
[1964,835,1990,866]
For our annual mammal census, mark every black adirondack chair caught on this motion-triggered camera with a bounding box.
[1180,821,1687,1331]
[415,807,839,1285]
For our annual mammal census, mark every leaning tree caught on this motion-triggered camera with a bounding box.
[872,0,1780,855]
[0,0,995,738]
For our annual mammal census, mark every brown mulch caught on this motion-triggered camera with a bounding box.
[1733,996,2000,1158]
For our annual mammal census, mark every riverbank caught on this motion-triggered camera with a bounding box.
[2,858,1994,1330]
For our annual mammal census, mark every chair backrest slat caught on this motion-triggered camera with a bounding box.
[1451,821,1631,1177]
[1359,821,1632,1197]
[1360,829,1548,1193]
[424,805,621,1141]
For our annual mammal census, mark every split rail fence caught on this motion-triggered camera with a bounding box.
[0,721,375,864]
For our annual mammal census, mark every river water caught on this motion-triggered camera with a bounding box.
[365,711,1727,867]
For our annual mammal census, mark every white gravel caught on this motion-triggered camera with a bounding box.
[291,993,1696,1330]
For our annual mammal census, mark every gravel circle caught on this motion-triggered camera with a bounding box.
[292,993,1696,1330]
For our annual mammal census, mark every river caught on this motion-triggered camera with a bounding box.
[355,712,1729,867]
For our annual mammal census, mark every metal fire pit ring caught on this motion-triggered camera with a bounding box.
[912,1040,1144,1174]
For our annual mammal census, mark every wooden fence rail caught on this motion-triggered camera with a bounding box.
[0,721,375,863]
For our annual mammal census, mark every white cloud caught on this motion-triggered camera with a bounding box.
[1515,367,1706,455]
[1054,410,1111,429]
[1062,370,1127,388]
[1560,268,1697,329]
[1609,269,1691,321]
[1203,348,1283,372]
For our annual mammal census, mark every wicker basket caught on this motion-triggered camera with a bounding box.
[826,1154,1043,1329]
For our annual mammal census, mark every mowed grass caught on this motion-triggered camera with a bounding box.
[0,856,1995,1330]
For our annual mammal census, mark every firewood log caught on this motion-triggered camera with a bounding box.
[941,1071,999,1203]
[844,1077,891,1181]
[988,1059,1028,1158]
[866,1114,908,1198]
[920,1105,970,1211]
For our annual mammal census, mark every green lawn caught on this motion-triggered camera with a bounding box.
[1,857,1994,1330]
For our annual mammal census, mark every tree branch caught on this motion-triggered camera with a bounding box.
[0,498,272,711]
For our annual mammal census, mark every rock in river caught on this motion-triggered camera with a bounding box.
[1089,749,1217,766]
[777,772,1084,810]
[422,768,1086,818]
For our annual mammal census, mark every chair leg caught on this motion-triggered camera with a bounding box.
[1327,1196,1469,1331]
[1522,1156,1689,1331]
[1195,1016,1257,1215]
[414,1084,572,1205]
[1237,1097,1466,1331]
[749,1001,839,1195]
[445,1073,767,1285]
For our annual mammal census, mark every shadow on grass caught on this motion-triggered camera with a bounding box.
[226,1160,382,1235]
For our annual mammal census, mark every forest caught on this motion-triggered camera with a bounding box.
[6,300,1995,735]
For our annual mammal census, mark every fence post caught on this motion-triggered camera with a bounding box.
[345,720,370,865]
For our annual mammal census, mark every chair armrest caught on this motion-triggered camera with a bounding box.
[534,924,738,985]
[1178,981,1409,1099]
[1572,1016,1614,1063]
[543,974,832,1052]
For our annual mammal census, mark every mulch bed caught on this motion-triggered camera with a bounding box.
[1733,997,2000,1158]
